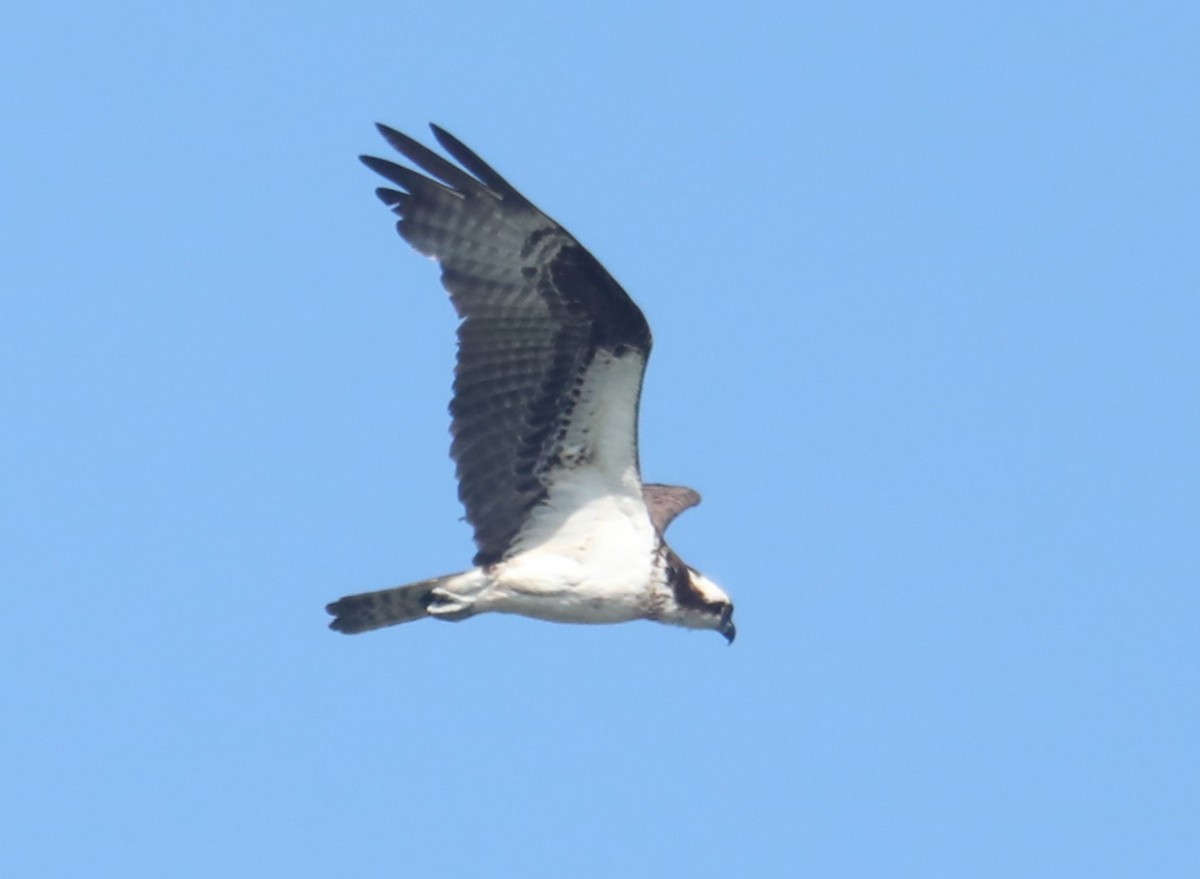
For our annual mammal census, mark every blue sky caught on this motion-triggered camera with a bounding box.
[3,1,1197,876]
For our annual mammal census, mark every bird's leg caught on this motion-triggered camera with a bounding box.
[425,569,491,621]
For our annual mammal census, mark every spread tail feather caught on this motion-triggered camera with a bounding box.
[326,573,460,634]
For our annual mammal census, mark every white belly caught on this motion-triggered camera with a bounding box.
[485,489,660,624]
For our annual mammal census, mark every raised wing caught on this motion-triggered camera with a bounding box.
[361,125,653,565]
[642,483,701,533]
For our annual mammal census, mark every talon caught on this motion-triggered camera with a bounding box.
[427,587,473,620]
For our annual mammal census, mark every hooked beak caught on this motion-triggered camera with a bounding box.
[719,618,736,645]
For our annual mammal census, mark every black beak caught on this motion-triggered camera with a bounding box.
[720,619,737,644]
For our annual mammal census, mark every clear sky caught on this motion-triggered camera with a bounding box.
[3,2,1197,876]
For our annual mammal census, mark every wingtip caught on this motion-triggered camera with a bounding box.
[376,122,423,155]
[428,123,464,154]
[359,154,402,181]
[424,124,526,205]
[374,186,405,209]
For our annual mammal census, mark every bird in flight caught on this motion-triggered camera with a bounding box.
[325,124,735,642]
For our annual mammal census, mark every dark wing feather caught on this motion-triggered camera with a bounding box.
[641,483,701,533]
[362,124,653,565]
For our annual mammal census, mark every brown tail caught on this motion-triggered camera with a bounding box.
[325,574,458,634]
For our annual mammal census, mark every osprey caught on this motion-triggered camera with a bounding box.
[326,124,735,643]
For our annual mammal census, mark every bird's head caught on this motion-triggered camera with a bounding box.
[674,568,736,644]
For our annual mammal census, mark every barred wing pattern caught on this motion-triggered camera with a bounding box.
[361,125,653,565]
